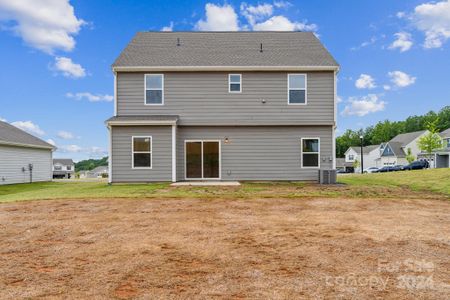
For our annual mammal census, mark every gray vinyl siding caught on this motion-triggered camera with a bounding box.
[0,145,52,185]
[111,126,172,182]
[177,126,333,181]
[117,72,335,126]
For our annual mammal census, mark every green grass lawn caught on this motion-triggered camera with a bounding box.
[0,169,448,203]
[338,168,450,196]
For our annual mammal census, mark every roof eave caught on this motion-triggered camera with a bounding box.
[0,140,55,150]
[106,120,178,126]
[112,65,340,72]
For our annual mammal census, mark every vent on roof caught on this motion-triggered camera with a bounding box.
[177,38,180,46]
[260,43,263,53]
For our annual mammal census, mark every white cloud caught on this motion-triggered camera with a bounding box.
[388,71,416,88]
[11,120,45,136]
[341,94,386,117]
[88,146,107,157]
[396,11,406,19]
[46,138,56,146]
[253,15,317,31]
[194,2,316,33]
[411,0,450,48]
[0,0,85,54]
[0,117,7,122]
[388,32,413,52]
[66,92,113,102]
[383,85,391,91]
[240,3,273,25]
[58,144,82,153]
[161,22,174,32]
[195,3,239,31]
[273,1,292,9]
[337,96,343,103]
[350,36,377,51]
[355,74,376,89]
[57,130,74,140]
[53,56,86,78]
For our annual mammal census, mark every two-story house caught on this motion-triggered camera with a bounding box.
[106,32,339,182]
[52,159,75,179]
[344,145,380,172]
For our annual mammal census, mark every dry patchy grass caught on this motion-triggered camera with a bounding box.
[1,197,449,299]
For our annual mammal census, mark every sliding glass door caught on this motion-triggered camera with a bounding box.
[185,141,220,179]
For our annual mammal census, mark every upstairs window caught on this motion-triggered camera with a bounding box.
[348,154,354,160]
[288,74,307,104]
[301,138,320,168]
[228,74,241,93]
[66,166,72,171]
[132,136,152,168]
[145,74,164,105]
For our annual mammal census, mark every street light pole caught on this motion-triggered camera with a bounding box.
[360,135,364,174]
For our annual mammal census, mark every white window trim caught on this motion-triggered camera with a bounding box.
[301,137,320,168]
[228,74,242,93]
[184,140,221,180]
[144,74,164,106]
[132,136,153,169]
[288,73,307,105]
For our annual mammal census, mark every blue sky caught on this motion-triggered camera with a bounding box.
[1,0,449,161]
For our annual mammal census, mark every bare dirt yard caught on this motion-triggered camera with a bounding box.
[1,196,449,299]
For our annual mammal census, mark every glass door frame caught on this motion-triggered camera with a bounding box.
[184,140,221,180]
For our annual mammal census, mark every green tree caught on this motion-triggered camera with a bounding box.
[417,118,443,165]
[353,158,360,169]
[336,106,449,158]
[405,148,415,164]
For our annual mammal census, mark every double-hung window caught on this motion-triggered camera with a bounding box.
[301,138,320,168]
[288,74,307,104]
[145,74,164,105]
[132,136,152,168]
[228,74,241,93]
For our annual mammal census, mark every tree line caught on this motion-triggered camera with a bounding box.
[336,106,450,157]
[75,156,108,171]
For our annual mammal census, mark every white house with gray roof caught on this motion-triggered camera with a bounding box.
[0,120,54,185]
[106,31,339,182]
[52,159,75,179]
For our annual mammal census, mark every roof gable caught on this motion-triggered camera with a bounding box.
[113,32,339,70]
[53,159,74,165]
[389,130,427,146]
[439,128,450,138]
[0,120,54,149]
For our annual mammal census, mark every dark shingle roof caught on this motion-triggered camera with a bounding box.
[0,120,54,149]
[113,32,338,69]
[389,130,427,146]
[53,159,74,165]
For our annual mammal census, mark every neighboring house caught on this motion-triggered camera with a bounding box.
[53,159,75,179]
[106,32,339,182]
[0,120,54,185]
[79,166,109,178]
[342,130,429,171]
[377,130,428,167]
[344,145,380,172]
[335,158,353,172]
[417,128,450,168]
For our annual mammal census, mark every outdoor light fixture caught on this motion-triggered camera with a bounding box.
[224,137,229,144]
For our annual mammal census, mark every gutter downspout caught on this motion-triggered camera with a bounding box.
[172,124,177,182]
[108,126,112,184]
